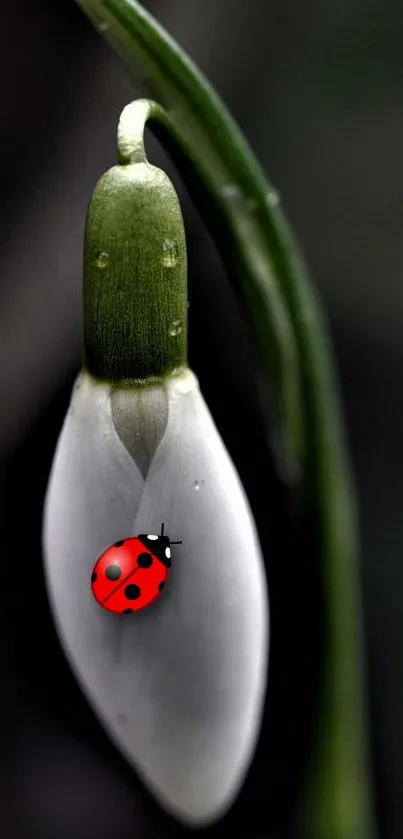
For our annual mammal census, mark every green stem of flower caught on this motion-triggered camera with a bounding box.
[76,1,377,837]
[83,99,188,385]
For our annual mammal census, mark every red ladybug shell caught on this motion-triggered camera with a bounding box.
[91,533,173,614]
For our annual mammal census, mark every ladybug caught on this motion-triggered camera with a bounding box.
[90,523,182,615]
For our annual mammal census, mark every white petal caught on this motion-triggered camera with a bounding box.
[43,368,269,827]
[43,371,144,682]
[131,374,268,824]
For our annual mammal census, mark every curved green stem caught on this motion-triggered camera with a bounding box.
[75,2,377,837]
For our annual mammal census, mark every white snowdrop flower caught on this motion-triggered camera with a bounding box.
[43,100,269,828]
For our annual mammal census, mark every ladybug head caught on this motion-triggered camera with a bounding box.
[137,523,182,568]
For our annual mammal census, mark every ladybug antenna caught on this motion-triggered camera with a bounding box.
[160,521,182,544]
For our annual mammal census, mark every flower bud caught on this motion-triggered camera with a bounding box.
[83,100,187,383]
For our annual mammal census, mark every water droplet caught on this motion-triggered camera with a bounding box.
[172,370,197,394]
[96,251,109,269]
[194,479,205,491]
[97,20,110,33]
[169,320,182,337]
[221,183,242,200]
[162,239,178,267]
[266,189,280,208]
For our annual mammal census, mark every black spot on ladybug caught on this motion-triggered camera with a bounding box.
[137,552,153,569]
[114,540,124,547]
[158,581,165,591]
[106,565,121,581]
[122,608,133,614]
[125,584,141,600]
[91,572,97,583]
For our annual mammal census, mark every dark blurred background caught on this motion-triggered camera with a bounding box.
[0,1,402,837]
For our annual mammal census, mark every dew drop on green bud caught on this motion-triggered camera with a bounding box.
[169,320,182,337]
[96,251,109,269]
[162,239,178,268]
[266,189,280,208]
[221,182,242,200]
